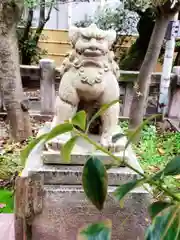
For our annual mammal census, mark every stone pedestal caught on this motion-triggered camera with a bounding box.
[15,123,151,240]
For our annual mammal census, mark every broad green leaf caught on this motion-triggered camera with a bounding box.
[0,189,14,213]
[20,133,47,166]
[86,100,119,133]
[148,201,173,219]
[145,206,180,240]
[72,111,87,130]
[61,136,78,163]
[114,179,142,201]
[82,156,108,210]
[112,133,125,143]
[44,123,73,142]
[151,170,164,181]
[105,164,115,170]
[79,220,112,240]
[152,156,180,180]
[163,156,180,176]
[125,114,160,149]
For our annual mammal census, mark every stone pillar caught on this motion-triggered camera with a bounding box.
[40,59,55,114]
[14,123,151,240]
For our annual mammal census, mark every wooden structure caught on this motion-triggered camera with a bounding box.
[38,29,71,65]
[38,29,163,71]
[0,59,179,124]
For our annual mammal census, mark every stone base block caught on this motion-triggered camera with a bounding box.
[16,124,151,240]
[29,165,139,186]
[30,185,151,240]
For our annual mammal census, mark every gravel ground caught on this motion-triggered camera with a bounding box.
[0,116,52,139]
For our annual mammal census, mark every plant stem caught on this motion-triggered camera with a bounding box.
[73,128,180,202]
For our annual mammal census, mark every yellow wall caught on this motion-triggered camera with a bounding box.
[38,29,71,65]
[38,29,163,71]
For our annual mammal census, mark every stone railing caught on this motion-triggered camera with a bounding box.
[1,59,180,118]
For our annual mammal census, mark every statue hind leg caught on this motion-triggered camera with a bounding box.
[99,77,122,151]
[51,97,78,128]
[47,81,79,149]
[51,81,79,128]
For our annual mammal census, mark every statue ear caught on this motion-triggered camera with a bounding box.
[106,29,116,48]
[69,26,80,46]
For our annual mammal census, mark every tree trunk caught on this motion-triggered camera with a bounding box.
[0,0,32,141]
[120,8,155,71]
[129,14,173,135]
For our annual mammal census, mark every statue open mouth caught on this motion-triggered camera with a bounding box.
[83,48,104,57]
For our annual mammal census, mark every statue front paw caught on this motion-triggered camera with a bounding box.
[100,133,125,153]
[45,132,72,151]
[100,135,118,152]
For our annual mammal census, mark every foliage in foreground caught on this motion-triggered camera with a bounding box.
[0,189,14,213]
[21,102,180,240]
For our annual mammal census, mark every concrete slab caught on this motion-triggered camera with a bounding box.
[31,185,151,240]
[0,214,14,240]
[29,165,139,186]
[16,123,151,240]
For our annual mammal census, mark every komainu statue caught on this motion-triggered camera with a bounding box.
[49,24,122,152]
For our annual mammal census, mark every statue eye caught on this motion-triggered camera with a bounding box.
[82,35,89,41]
[97,38,103,42]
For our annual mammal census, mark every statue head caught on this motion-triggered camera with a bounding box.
[69,24,116,57]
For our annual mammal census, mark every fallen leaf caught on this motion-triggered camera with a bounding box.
[148,165,160,173]
[0,203,6,209]
[157,148,165,155]
[174,175,180,180]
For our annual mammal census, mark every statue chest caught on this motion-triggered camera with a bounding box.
[71,62,111,86]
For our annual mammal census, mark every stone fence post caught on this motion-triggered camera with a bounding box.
[168,66,180,119]
[172,66,180,85]
[0,83,5,111]
[39,59,55,114]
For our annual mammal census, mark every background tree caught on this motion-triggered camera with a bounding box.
[0,0,32,141]
[18,0,91,65]
[17,0,55,65]
[75,3,139,65]
[129,0,180,137]
[173,12,180,65]
[120,7,156,70]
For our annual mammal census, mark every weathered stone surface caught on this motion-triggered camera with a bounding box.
[30,165,139,186]
[31,186,151,240]
[15,119,151,240]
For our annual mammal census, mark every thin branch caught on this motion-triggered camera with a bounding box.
[45,0,55,22]
[73,128,180,202]
[39,0,45,23]
[33,0,55,45]
[22,8,34,42]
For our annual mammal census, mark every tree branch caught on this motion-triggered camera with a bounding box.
[45,0,54,22]
[33,0,55,45]
[39,0,45,23]
[22,8,33,42]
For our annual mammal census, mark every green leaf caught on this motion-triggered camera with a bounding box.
[148,201,173,219]
[145,206,180,240]
[61,136,78,163]
[44,123,73,142]
[153,156,180,180]
[72,110,87,130]
[163,156,180,176]
[82,156,108,210]
[79,220,112,240]
[125,114,160,149]
[20,133,47,166]
[114,179,142,201]
[86,100,119,133]
[112,133,125,143]
[105,164,115,170]
[151,170,164,181]
[0,189,14,213]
